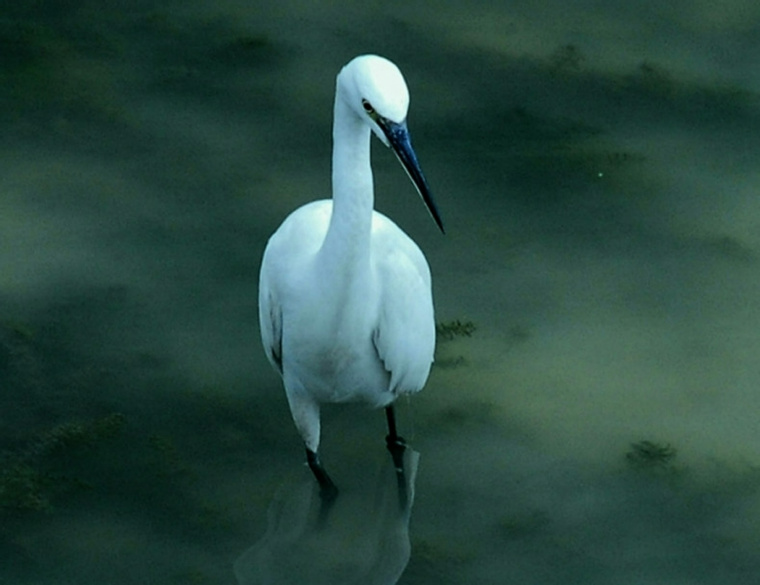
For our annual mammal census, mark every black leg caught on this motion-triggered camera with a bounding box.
[385,405,406,452]
[306,448,338,503]
[385,405,409,509]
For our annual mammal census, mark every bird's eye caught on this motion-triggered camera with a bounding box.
[361,99,375,114]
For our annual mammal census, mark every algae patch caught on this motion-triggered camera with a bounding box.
[0,413,126,513]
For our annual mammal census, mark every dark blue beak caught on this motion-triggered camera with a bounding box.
[378,119,445,234]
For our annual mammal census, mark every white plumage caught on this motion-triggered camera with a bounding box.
[258,55,443,491]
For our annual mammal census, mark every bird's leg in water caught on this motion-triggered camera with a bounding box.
[385,405,409,509]
[306,448,338,502]
[385,405,407,455]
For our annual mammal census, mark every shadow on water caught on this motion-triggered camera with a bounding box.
[234,448,419,585]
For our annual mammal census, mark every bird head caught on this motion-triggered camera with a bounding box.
[336,55,444,234]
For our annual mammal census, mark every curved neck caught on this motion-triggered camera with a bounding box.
[318,94,374,273]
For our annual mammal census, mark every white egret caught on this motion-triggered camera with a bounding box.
[258,55,443,497]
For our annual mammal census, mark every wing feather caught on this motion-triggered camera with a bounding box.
[258,256,283,374]
[258,200,333,377]
[371,216,435,394]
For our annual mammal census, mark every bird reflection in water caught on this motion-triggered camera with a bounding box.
[234,447,419,585]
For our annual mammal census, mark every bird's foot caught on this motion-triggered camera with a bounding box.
[306,448,339,503]
[385,433,407,472]
[317,477,339,504]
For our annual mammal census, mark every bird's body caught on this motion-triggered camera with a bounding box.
[260,200,433,409]
[258,55,443,492]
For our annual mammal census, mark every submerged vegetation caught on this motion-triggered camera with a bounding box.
[0,413,126,513]
[431,401,501,431]
[436,320,477,341]
[625,440,678,472]
[434,319,477,369]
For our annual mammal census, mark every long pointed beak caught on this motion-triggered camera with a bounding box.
[378,119,445,234]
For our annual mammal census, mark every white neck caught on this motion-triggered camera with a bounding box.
[318,93,374,275]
